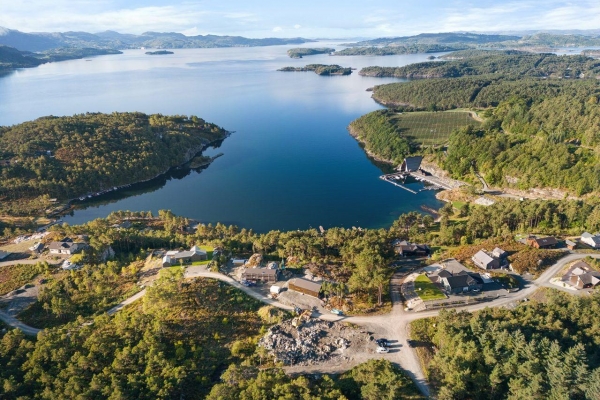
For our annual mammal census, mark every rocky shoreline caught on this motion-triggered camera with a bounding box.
[49,132,231,217]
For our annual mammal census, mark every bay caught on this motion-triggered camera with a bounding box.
[0,43,444,232]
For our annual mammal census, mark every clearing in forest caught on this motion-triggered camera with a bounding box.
[390,111,480,146]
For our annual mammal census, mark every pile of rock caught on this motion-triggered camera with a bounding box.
[246,253,263,267]
[259,319,366,366]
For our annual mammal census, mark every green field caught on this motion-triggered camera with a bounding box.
[390,111,480,146]
[414,274,447,301]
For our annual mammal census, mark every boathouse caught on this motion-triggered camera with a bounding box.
[399,156,423,173]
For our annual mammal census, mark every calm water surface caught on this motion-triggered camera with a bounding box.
[0,43,443,232]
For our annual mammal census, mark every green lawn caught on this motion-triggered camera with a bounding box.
[414,274,446,301]
[191,260,211,266]
[198,245,214,260]
[390,111,480,146]
[453,201,466,210]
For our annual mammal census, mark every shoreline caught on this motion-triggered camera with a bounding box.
[49,132,231,218]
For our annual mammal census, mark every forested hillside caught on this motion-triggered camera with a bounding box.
[360,51,600,78]
[334,44,464,56]
[344,31,600,49]
[411,291,600,399]
[0,113,227,215]
[351,51,600,195]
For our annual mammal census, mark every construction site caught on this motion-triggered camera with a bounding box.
[259,313,374,367]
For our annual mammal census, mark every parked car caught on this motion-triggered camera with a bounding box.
[376,346,389,354]
[331,308,343,316]
[241,280,255,287]
[376,338,389,347]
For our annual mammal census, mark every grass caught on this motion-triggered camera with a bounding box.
[414,274,447,301]
[452,201,466,210]
[0,263,40,296]
[198,245,214,260]
[390,111,480,146]
[191,260,211,266]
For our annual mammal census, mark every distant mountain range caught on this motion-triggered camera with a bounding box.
[0,45,122,72]
[0,26,315,52]
[343,32,521,47]
[343,31,600,49]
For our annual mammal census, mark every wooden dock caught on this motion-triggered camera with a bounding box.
[379,173,418,194]
[381,170,451,193]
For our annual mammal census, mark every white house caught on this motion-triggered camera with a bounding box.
[581,232,600,249]
[48,238,86,255]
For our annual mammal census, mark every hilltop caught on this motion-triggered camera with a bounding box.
[0,26,314,52]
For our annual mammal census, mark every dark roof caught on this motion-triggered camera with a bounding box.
[400,156,423,172]
[531,236,558,246]
[445,274,477,289]
[289,278,322,293]
[580,273,600,285]
[395,242,429,253]
[437,270,452,278]
[48,240,79,250]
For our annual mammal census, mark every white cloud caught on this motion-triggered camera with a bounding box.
[1,0,600,39]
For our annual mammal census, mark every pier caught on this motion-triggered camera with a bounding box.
[380,171,450,194]
[408,171,453,190]
[380,156,455,193]
[379,173,418,194]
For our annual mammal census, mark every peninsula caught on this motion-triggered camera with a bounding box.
[0,45,122,71]
[352,50,600,197]
[0,112,228,217]
[278,64,352,75]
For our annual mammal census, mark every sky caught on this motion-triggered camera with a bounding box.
[1,0,600,38]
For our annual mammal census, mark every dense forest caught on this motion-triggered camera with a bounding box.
[411,291,600,399]
[287,47,334,58]
[359,51,600,78]
[207,360,423,399]
[0,272,272,399]
[334,44,464,56]
[278,64,352,75]
[350,51,600,195]
[0,112,227,216]
[348,110,414,164]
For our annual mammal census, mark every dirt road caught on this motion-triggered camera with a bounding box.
[2,253,597,397]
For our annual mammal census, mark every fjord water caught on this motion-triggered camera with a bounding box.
[0,44,443,232]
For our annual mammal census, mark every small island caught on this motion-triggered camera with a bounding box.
[287,47,335,58]
[145,50,174,55]
[278,64,352,76]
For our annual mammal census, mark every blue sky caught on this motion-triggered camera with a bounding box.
[1,0,599,37]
